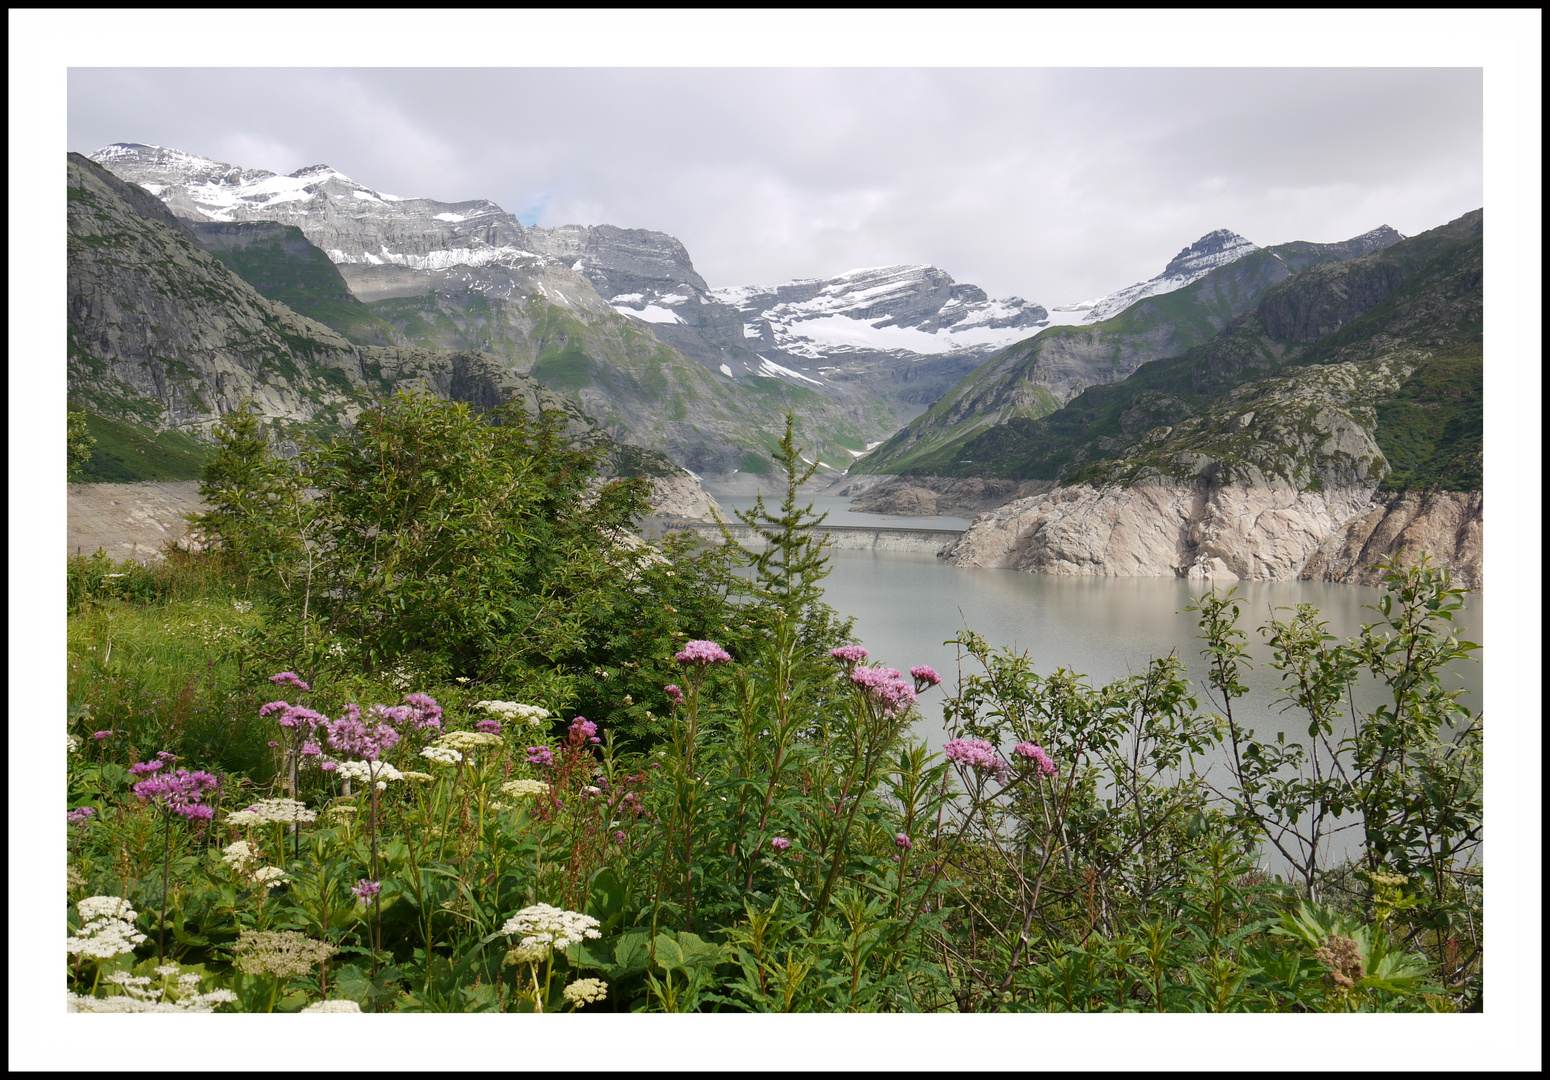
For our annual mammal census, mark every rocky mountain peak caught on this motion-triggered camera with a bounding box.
[1080,228,1260,323]
[1161,229,1258,278]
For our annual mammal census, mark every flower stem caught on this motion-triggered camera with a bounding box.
[159,809,173,964]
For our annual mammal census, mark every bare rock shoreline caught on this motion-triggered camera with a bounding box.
[859,476,1482,589]
[68,476,726,565]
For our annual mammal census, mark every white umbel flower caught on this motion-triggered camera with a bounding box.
[437,730,504,753]
[499,779,550,798]
[301,999,363,1013]
[499,903,601,952]
[336,760,403,786]
[474,700,551,728]
[420,746,463,767]
[251,865,290,886]
[221,840,258,869]
[563,978,609,1006]
[242,798,318,824]
[66,896,146,960]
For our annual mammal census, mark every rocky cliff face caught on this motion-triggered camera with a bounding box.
[90,143,903,477]
[67,152,680,482]
[941,483,1481,589]
[89,143,609,311]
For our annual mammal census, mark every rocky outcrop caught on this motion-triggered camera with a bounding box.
[73,474,724,565]
[940,482,1481,589]
[646,475,724,521]
[1300,489,1482,589]
[68,481,206,563]
[849,475,1056,518]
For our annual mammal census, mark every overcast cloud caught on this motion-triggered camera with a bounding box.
[66,67,1481,306]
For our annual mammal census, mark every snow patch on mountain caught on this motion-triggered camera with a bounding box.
[1077,229,1259,323]
[711,264,1049,362]
[756,356,824,385]
[614,304,683,325]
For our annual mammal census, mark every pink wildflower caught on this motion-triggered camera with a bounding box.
[910,665,942,692]
[771,837,790,852]
[1013,742,1058,777]
[664,684,684,705]
[943,738,1003,776]
[132,766,221,820]
[269,672,311,692]
[830,645,869,665]
[895,832,912,851]
[526,747,555,767]
[675,640,732,665]
[849,665,917,717]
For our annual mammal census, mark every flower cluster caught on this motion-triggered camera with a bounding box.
[131,764,221,820]
[269,671,311,692]
[895,832,913,851]
[400,693,444,730]
[352,879,381,906]
[526,746,555,767]
[67,807,96,829]
[910,665,942,692]
[220,840,258,870]
[129,750,176,776]
[500,779,551,798]
[231,929,337,979]
[1013,742,1058,777]
[503,941,551,967]
[236,798,318,825]
[66,896,148,960]
[1313,933,1366,990]
[568,717,602,746]
[301,999,363,1013]
[675,639,732,665]
[849,666,918,717]
[563,978,609,1006]
[830,644,870,665]
[252,865,290,886]
[943,738,1009,782]
[663,684,684,705]
[438,730,504,754]
[474,700,551,729]
[67,734,80,754]
[336,759,403,789]
[67,965,237,1012]
[499,903,601,954]
[771,837,791,852]
[420,745,463,767]
[259,700,330,731]
[326,716,399,762]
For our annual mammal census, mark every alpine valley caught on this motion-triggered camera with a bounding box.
[72,143,1482,587]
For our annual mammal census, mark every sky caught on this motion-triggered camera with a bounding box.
[13,9,1544,1073]
[64,66,1483,307]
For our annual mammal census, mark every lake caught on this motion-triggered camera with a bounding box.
[718,495,1485,869]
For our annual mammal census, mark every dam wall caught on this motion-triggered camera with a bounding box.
[650,521,965,555]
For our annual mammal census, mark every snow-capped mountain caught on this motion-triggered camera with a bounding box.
[88,143,610,313]
[712,265,1050,368]
[1073,229,1260,323]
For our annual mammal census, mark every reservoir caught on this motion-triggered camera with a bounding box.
[718,495,1485,869]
